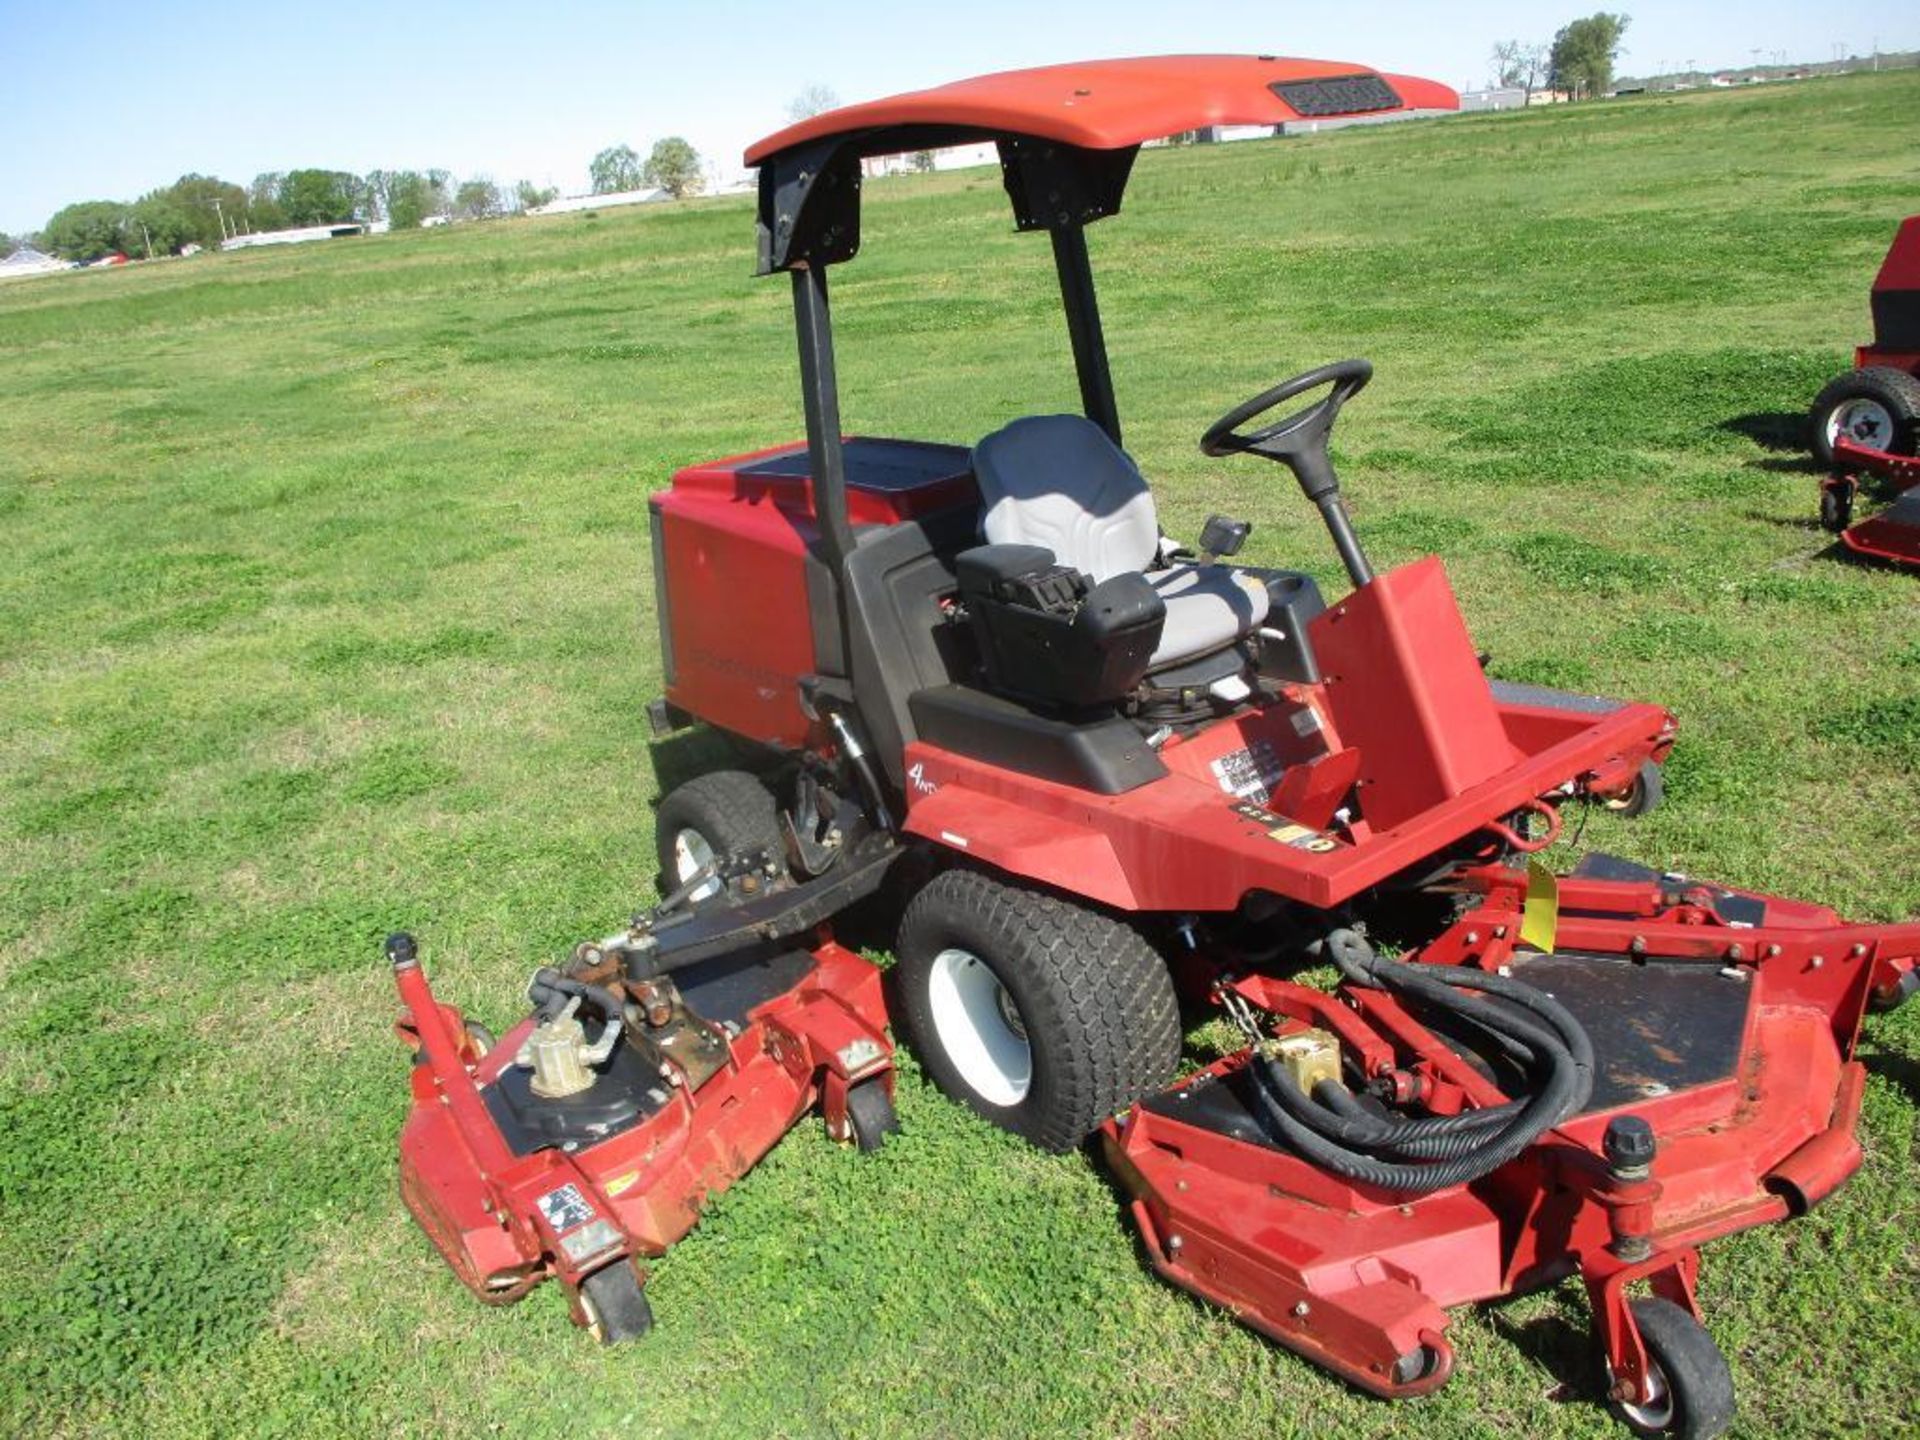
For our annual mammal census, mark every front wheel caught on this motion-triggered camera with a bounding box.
[893,869,1181,1152]
[1605,1298,1735,1440]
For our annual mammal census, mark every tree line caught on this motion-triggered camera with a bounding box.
[1492,12,1631,100]
[24,133,708,265]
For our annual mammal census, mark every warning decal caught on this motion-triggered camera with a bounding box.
[1210,740,1285,806]
[536,1183,597,1232]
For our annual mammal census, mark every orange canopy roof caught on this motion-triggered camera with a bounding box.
[747,54,1458,165]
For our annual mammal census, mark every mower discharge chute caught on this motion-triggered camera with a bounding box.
[1813,212,1920,567]
[394,56,1920,1438]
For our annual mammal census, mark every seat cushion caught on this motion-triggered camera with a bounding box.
[1146,564,1271,669]
[972,415,1161,582]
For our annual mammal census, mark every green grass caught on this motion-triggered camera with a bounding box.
[4,72,1919,1439]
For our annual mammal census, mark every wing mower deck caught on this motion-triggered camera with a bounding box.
[1106,856,1919,1412]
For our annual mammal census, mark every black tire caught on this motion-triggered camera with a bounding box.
[1602,760,1665,818]
[845,1077,900,1152]
[1810,366,1920,466]
[654,770,783,905]
[578,1259,653,1345]
[1606,1297,1735,1440]
[1819,481,1855,534]
[893,869,1181,1152]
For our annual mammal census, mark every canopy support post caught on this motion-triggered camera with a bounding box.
[1050,225,1122,446]
[791,265,857,579]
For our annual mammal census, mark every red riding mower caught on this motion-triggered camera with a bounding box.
[393,56,1920,1437]
[1812,213,1920,567]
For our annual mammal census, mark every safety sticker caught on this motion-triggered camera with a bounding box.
[537,1183,597,1232]
[603,1171,641,1199]
[1210,740,1284,806]
[1267,822,1339,854]
[1231,800,1338,853]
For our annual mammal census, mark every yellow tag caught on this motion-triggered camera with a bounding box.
[603,1170,641,1199]
[1520,857,1559,954]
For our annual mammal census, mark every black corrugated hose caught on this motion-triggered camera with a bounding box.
[1246,928,1594,1192]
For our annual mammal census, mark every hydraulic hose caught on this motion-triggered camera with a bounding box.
[1246,929,1594,1193]
[528,967,626,1030]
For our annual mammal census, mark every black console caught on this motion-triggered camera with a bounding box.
[955,544,1165,706]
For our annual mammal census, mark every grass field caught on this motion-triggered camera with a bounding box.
[3,69,1919,1440]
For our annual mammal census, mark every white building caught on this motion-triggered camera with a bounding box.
[527,188,665,217]
[222,222,367,251]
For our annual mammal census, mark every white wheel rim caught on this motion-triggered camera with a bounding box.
[927,947,1032,1106]
[671,827,722,903]
[1827,397,1894,450]
[1611,1358,1675,1430]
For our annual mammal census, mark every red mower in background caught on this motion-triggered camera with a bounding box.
[393,56,1920,1439]
[1812,213,1920,566]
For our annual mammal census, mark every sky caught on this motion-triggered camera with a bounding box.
[3,0,1914,237]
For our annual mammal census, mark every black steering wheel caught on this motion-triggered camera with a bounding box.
[1199,359,1373,480]
[1199,359,1377,585]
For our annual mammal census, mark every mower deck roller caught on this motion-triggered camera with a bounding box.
[394,53,1918,1438]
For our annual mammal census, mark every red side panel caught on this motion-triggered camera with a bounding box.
[1868,215,1920,357]
[1308,558,1518,832]
[653,486,820,748]
[651,437,976,747]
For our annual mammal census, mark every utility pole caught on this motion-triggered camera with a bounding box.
[138,220,153,261]
[213,197,229,243]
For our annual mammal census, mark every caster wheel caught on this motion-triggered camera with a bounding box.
[845,1077,900,1152]
[1605,1298,1735,1440]
[1871,965,1920,1013]
[579,1259,653,1345]
[1819,482,1854,534]
[1601,760,1665,818]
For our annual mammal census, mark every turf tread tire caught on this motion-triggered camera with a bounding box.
[654,770,783,899]
[894,869,1180,1152]
[1810,366,1920,465]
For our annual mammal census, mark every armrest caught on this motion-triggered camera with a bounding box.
[955,543,1060,596]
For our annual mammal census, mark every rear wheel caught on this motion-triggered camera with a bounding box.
[1810,367,1920,465]
[1605,1298,1735,1440]
[654,770,783,906]
[893,869,1181,1152]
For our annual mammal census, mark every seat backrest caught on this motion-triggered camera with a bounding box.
[971,415,1160,582]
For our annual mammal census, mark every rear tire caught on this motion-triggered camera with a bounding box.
[893,869,1180,1152]
[1605,1297,1735,1440]
[654,770,783,906]
[1810,367,1920,465]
